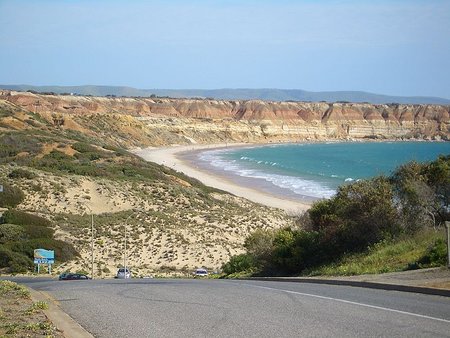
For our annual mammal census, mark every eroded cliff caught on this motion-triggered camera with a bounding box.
[1,90,448,147]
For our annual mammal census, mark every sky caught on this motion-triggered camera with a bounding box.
[1,0,449,98]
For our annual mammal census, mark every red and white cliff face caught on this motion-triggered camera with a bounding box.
[1,90,449,143]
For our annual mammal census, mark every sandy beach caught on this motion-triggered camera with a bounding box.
[133,144,311,213]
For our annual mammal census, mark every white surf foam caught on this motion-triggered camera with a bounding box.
[199,149,336,199]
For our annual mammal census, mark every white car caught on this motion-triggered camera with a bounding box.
[116,268,131,279]
[194,268,208,277]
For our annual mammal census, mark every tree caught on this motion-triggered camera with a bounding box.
[244,229,275,267]
[309,176,400,255]
[391,156,450,231]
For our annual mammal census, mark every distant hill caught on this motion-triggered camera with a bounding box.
[1,84,449,105]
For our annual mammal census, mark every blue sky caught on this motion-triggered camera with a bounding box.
[1,0,449,98]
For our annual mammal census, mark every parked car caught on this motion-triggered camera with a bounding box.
[194,268,208,277]
[58,272,69,280]
[59,273,90,280]
[116,268,131,279]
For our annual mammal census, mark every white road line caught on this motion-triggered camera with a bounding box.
[241,283,450,324]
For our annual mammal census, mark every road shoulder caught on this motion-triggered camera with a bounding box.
[28,287,94,338]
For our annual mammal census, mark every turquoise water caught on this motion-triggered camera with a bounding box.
[197,142,450,199]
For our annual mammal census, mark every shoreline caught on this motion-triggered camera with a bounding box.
[132,139,449,213]
[133,143,311,213]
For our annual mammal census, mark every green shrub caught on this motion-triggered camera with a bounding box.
[271,229,322,274]
[0,246,33,273]
[8,168,37,180]
[244,229,275,268]
[72,142,97,153]
[309,177,400,256]
[1,210,51,227]
[0,224,25,243]
[0,133,42,161]
[72,142,107,161]
[0,245,15,266]
[21,224,54,239]
[416,238,447,267]
[0,183,25,208]
[222,254,255,275]
[9,254,34,273]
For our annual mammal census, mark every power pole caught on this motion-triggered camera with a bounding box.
[446,222,450,269]
[91,213,94,279]
[85,205,95,279]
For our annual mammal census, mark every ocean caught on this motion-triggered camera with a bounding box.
[189,142,450,201]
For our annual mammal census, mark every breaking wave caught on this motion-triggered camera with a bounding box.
[199,149,336,199]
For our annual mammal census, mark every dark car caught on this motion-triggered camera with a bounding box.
[58,272,69,280]
[59,273,90,280]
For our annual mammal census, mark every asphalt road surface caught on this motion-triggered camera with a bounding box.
[8,278,450,337]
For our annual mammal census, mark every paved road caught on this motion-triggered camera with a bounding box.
[9,278,450,337]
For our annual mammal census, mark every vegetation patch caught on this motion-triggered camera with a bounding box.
[0,182,25,208]
[308,230,446,276]
[0,210,79,273]
[1,209,51,227]
[0,280,62,337]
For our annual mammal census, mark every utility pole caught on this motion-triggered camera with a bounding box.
[446,222,450,269]
[91,212,94,279]
[85,205,94,279]
[124,221,127,276]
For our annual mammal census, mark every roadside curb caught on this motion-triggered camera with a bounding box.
[243,277,450,298]
[28,287,94,338]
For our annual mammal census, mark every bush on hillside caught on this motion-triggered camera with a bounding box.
[391,156,450,230]
[0,133,42,162]
[0,182,25,208]
[1,210,51,227]
[72,142,108,161]
[416,238,447,267]
[309,176,401,255]
[0,245,33,273]
[270,229,322,274]
[0,208,78,272]
[244,229,275,268]
[0,223,53,244]
[222,254,255,275]
[8,168,37,180]
[9,253,34,273]
[0,224,25,244]
[6,238,79,262]
[21,224,54,239]
[71,142,98,153]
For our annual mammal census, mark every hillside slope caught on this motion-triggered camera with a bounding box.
[0,100,290,277]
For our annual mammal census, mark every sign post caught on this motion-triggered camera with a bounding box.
[34,249,55,274]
